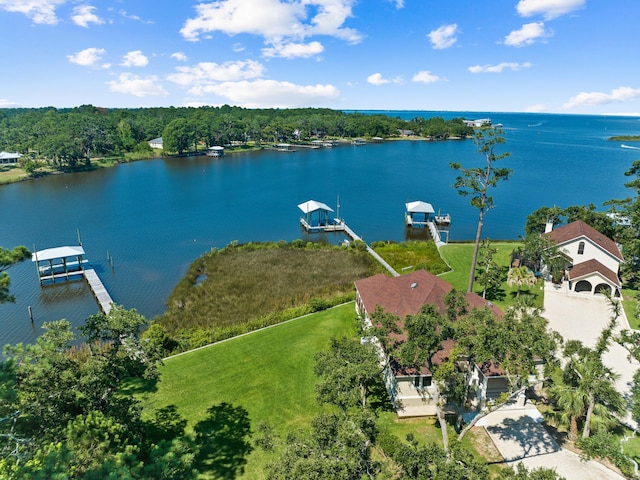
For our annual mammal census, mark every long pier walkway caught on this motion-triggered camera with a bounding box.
[83,268,113,315]
[342,223,399,277]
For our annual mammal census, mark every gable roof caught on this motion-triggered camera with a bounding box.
[568,258,621,287]
[298,200,334,214]
[546,220,622,262]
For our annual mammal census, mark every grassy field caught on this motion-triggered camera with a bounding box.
[438,241,545,310]
[143,303,360,478]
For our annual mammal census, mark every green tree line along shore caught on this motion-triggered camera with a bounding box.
[0,106,473,181]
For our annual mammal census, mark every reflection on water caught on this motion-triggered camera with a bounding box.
[1,111,638,347]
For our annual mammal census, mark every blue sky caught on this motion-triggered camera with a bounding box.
[1,0,639,115]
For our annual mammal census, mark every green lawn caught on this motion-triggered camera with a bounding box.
[372,240,449,275]
[142,302,360,478]
[438,242,544,311]
[621,288,639,330]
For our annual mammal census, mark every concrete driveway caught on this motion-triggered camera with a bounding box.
[477,402,626,479]
[543,283,639,410]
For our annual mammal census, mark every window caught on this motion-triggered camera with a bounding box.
[414,376,432,388]
[577,241,585,255]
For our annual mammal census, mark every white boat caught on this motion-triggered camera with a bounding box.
[435,213,451,226]
[621,144,640,150]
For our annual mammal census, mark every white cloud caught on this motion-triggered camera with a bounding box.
[367,73,402,86]
[517,0,585,20]
[180,0,362,49]
[0,0,66,24]
[468,62,532,73]
[504,22,552,47]
[71,5,103,28]
[167,60,265,88]
[107,73,168,97]
[412,71,441,84]
[525,104,546,113]
[0,98,19,107]
[232,43,245,52]
[121,50,149,67]
[428,24,458,50]
[171,52,188,62]
[196,79,340,108]
[563,86,640,109]
[390,0,404,8]
[262,41,324,59]
[67,47,106,67]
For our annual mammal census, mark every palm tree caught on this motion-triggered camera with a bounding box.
[548,383,588,441]
[507,266,537,297]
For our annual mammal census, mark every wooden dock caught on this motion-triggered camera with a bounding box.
[342,223,399,277]
[84,268,113,315]
[33,245,113,315]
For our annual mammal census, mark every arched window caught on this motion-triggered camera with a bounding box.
[577,241,585,255]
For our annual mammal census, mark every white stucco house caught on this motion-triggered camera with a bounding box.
[354,270,504,417]
[545,220,623,296]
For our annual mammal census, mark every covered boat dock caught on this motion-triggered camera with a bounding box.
[32,245,113,314]
[405,201,435,227]
[298,199,345,232]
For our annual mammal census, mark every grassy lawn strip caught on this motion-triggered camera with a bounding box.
[372,240,450,275]
[143,303,359,478]
[621,288,639,330]
[439,241,544,310]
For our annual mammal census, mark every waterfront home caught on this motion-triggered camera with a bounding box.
[354,270,503,417]
[148,137,163,149]
[545,220,623,296]
[463,118,492,128]
[0,151,22,164]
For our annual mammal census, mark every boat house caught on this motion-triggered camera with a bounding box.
[207,146,225,157]
[32,245,87,283]
[298,200,343,232]
[404,201,435,227]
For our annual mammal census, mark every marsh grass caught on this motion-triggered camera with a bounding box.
[371,240,450,274]
[156,242,379,341]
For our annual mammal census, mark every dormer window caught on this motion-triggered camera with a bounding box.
[578,241,585,255]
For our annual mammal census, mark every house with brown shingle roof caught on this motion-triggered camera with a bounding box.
[545,220,623,296]
[355,269,504,417]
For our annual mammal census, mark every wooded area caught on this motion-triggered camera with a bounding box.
[0,105,473,170]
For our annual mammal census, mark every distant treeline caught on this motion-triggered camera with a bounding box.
[0,105,473,169]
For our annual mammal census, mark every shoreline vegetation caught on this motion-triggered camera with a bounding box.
[609,135,640,141]
[0,105,475,186]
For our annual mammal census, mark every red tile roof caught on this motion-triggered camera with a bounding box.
[568,258,621,287]
[546,220,623,261]
[355,270,503,376]
[354,270,502,320]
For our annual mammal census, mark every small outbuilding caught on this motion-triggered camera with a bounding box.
[148,137,163,149]
[0,151,22,164]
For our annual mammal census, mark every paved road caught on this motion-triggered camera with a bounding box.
[477,403,626,479]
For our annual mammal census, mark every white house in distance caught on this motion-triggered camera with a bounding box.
[545,219,623,296]
[148,137,163,149]
[0,151,22,164]
[354,269,504,417]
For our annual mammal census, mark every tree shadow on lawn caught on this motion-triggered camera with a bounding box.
[194,402,253,479]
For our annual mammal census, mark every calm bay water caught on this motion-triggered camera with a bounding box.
[1,111,639,346]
